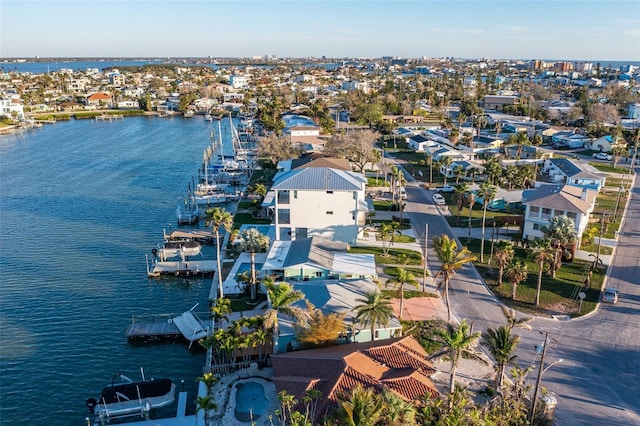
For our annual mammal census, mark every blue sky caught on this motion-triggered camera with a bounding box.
[1,0,639,60]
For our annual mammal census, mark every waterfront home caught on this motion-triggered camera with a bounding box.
[271,336,437,422]
[276,278,403,352]
[521,184,597,244]
[261,236,377,282]
[541,158,606,190]
[85,92,112,107]
[270,167,370,244]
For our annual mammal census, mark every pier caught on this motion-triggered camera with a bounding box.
[95,114,123,121]
[146,259,217,277]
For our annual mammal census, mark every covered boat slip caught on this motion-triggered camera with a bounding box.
[94,378,176,420]
[126,309,211,344]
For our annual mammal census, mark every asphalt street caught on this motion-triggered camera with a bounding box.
[393,155,640,426]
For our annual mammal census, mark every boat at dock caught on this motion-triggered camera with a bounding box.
[86,369,176,423]
[146,232,217,277]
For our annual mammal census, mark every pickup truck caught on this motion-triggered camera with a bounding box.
[435,185,455,193]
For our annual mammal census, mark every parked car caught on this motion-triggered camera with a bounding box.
[436,185,455,193]
[432,193,446,205]
[592,152,612,160]
[602,288,619,304]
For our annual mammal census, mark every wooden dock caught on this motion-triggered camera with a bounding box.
[125,312,211,341]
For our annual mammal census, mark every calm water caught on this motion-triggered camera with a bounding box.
[0,116,232,425]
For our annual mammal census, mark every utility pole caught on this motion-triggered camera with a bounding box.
[530,332,549,425]
[489,221,497,265]
[594,211,606,270]
[422,224,429,292]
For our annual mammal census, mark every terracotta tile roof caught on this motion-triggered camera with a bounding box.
[271,336,439,421]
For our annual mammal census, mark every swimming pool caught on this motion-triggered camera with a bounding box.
[282,114,314,128]
[234,381,270,422]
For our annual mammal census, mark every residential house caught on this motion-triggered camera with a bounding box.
[440,160,483,180]
[0,96,24,120]
[85,92,112,108]
[584,135,625,153]
[270,167,370,244]
[521,184,597,244]
[542,158,606,190]
[271,336,437,422]
[261,236,377,282]
[551,131,588,148]
[407,134,437,152]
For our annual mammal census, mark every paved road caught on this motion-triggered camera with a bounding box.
[390,155,640,425]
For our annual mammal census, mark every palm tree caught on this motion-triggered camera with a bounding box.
[206,207,233,299]
[433,235,478,322]
[500,306,533,331]
[529,238,554,306]
[336,385,384,426]
[210,297,232,332]
[355,291,394,342]
[478,182,497,263]
[611,144,628,168]
[542,215,577,278]
[239,228,270,300]
[481,326,520,388]
[381,390,416,425]
[484,156,502,185]
[452,183,469,226]
[505,260,528,301]
[440,156,453,185]
[464,190,475,244]
[453,164,465,184]
[387,265,419,321]
[263,278,306,354]
[509,132,530,159]
[430,320,486,393]
[493,240,514,285]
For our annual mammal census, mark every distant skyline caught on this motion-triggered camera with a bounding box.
[1,0,639,61]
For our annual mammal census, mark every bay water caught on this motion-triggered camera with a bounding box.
[0,115,228,425]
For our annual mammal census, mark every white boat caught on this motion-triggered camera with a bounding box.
[203,113,212,121]
[87,369,175,422]
[192,192,227,206]
[183,110,194,118]
[152,239,202,261]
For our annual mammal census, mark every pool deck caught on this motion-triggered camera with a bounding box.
[209,364,279,426]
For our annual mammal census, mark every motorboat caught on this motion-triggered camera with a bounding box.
[153,238,202,261]
[86,369,175,421]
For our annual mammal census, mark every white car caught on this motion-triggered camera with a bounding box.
[602,288,619,304]
[436,185,455,193]
[432,193,446,205]
[592,152,612,161]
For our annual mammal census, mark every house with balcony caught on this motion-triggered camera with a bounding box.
[270,167,370,244]
[521,184,597,244]
[85,92,112,107]
[541,158,606,190]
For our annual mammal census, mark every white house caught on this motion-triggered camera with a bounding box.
[542,158,606,190]
[0,97,24,120]
[229,75,248,89]
[270,167,370,245]
[521,184,597,244]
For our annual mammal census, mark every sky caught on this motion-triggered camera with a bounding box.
[1,0,639,61]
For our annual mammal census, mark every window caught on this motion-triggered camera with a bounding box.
[326,190,333,194]
[293,190,297,199]
[326,211,333,215]
[567,212,577,220]
[315,272,322,277]
[530,206,539,213]
[542,208,551,215]
[533,223,540,230]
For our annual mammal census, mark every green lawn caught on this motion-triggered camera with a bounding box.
[367,177,389,187]
[349,246,423,265]
[383,266,427,277]
[381,289,439,299]
[373,200,395,210]
[589,163,630,174]
[232,212,272,229]
[464,238,603,317]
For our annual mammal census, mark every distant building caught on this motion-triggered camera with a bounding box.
[483,95,519,111]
